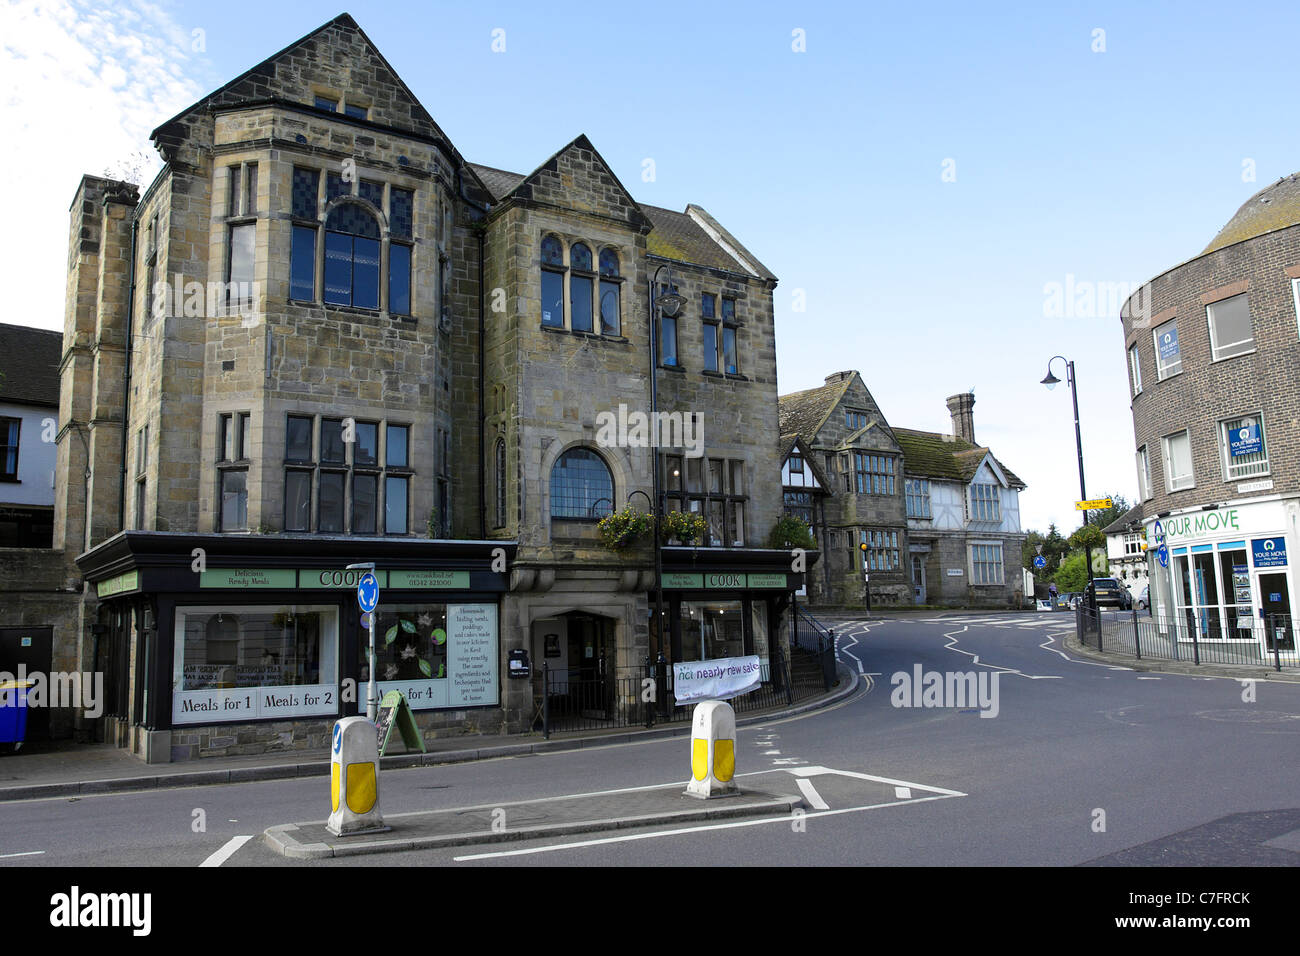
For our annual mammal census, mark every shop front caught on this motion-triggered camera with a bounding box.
[1147,498,1298,661]
[78,532,514,763]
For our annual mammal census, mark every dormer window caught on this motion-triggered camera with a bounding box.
[969,483,1000,522]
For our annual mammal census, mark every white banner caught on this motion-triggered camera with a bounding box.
[672,655,762,704]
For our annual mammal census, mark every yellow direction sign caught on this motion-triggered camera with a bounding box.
[1075,498,1113,511]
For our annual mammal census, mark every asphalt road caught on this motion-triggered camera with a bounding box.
[2,611,1297,869]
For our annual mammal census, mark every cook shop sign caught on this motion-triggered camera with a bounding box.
[673,655,762,704]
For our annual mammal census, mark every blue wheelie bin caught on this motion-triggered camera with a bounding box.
[0,680,34,753]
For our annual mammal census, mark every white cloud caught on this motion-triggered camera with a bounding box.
[0,0,207,332]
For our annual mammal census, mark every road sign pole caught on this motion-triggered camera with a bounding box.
[368,615,377,722]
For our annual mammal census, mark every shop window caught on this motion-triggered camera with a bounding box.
[173,605,339,724]
[1220,413,1268,480]
[679,601,745,662]
[550,447,613,520]
[1206,293,1254,361]
[1153,319,1182,380]
[1162,430,1194,491]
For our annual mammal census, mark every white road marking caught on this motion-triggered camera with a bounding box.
[764,750,781,755]
[0,850,44,859]
[199,835,252,868]
[1137,676,1161,680]
[941,625,1063,680]
[895,787,911,799]
[787,766,966,797]
[796,777,830,810]
[1038,636,1133,670]
[771,758,808,765]
[454,794,961,861]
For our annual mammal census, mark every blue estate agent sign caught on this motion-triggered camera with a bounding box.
[1158,327,1180,360]
[1229,422,1262,458]
[1252,538,1287,568]
[357,572,379,613]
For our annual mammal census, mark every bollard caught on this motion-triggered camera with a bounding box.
[685,700,738,799]
[326,716,388,836]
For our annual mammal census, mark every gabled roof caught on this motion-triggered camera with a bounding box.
[150,14,461,163]
[468,143,772,278]
[778,434,832,492]
[777,377,854,441]
[1102,504,1145,536]
[893,427,1026,489]
[0,324,62,407]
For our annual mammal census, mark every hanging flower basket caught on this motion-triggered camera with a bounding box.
[597,507,653,551]
[661,510,708,545]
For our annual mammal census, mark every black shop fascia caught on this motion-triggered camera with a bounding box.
[77,531,515,733]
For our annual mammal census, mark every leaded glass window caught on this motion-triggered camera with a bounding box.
[550,448,613,519]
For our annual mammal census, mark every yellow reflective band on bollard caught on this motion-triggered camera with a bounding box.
[692,738,708,781]
[346,762,377,814]
[331,762,340,813]
[714,739,735,782]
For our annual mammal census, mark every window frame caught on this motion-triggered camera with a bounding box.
[550,447,615,522]
[1205,292,1255,363]
[1219,412,1269,481]
[1152,319,1183,380]
[905,477,932,519]
[662,454,748,547]
[1162,429,1195,492]
[1137,444,1153,501]
[853,453,896,496]
[969,482,1001,523]
[969,542,1005,585]
[1128,343,1142,396]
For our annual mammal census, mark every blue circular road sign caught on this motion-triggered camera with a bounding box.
[1033,555,1046,570]
[1157,544,1169,568]
[357,572,379,613]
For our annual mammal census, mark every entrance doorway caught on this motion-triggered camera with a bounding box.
[911,555,927,604]
[1258,572,1294,652]
[0,626,52,741]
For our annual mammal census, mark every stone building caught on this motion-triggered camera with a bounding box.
[778,371,910,606]
[894,394,1027,608]
[1102,505,1149,600]
[1120,172,1300,659]
[779,377,1026,608]
[7,14,804,761]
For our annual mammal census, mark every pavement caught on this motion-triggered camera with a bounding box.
[0,666,858,805]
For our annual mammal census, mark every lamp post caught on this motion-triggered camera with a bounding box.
[1040,356,1096,616]
[648,265,686,664]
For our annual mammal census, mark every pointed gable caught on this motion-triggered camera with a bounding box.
[495,134,652,231]
[151,14,459,163]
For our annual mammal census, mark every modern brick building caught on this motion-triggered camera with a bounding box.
[1120,172,1300,660]
[4,15,806,761]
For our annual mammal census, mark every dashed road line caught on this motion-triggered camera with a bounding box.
[0,850,44,859]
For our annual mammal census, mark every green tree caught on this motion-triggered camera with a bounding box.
[1053,552,1090,592]
[1068,523,1105,552]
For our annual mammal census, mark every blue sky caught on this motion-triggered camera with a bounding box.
[5,0,1299,533]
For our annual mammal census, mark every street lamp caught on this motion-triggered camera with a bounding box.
[1040,356,1097,616]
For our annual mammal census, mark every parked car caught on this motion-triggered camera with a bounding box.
[1090,577,1131,610]
[1137,584,1150,612]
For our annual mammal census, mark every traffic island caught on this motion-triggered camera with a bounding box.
[264,784,798,859]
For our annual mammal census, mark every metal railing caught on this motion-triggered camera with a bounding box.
[535,606,841,738]
[1076,605,1298,671]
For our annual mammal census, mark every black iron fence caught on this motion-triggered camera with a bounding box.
[535,606,841,738]
[1076,605,1298,671]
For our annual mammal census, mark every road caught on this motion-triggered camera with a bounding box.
[2,612,1297,868]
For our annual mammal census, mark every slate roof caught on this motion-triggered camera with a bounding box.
[1203,172,1300,255]
[893,427,1026,490]
[1101,504,1145,536]
[777,378,853,442]
[0,324,62,407]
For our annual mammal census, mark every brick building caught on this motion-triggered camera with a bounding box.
[1120,173,1300,660]
[6,15,805,761]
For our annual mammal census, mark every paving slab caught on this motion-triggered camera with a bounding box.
[264,784,800,859]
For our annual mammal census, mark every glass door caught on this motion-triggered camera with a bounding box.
[1258,572,1294,653]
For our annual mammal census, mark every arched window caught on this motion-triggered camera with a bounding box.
[495,438,507,528]
[540,235,565,328]
[550,447,613,519]
[598,249,620,335]
[569,243,594,333]
[324,204,381,308]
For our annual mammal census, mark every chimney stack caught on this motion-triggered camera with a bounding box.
[946,392,975,444]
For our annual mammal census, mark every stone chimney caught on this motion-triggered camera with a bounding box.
[946,392,975,444]
[824,370,856,384]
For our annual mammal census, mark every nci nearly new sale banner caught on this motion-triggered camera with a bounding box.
[673,656,762,704]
